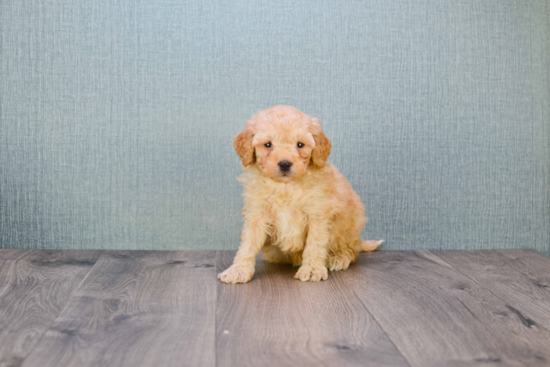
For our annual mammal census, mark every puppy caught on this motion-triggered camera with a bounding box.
[218,105,382,283]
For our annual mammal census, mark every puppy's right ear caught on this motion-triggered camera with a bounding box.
[234,124,255,166]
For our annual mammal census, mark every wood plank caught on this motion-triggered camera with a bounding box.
[216,251,410,367]
[22,250,216,367]
[433,250,550,329]
[0,250,102,367]
[496,250,550,281]
[0,249,31,260]
[341,250,550,367]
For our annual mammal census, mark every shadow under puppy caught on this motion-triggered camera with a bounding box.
[218,105,382,283]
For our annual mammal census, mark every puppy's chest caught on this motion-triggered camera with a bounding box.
[266,187,308,230]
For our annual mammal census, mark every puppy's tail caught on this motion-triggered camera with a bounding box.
[361,239,384,252]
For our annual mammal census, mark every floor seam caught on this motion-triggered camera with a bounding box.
[19,250,106,366]
[337,263,414,367]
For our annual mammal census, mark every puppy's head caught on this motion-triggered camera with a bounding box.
[234,105,331,181]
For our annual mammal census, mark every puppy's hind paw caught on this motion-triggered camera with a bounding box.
[327,255,352,271]
[294,265,328,282]
[217,265,254,284]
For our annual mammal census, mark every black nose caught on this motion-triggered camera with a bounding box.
[278,160,292,172]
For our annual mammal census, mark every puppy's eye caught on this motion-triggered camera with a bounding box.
[264,142,272,148]
[297,142,304,148]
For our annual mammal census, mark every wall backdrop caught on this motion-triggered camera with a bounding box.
[1,0,549,254]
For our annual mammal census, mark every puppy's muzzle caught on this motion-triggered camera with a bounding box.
[278,160,292,172]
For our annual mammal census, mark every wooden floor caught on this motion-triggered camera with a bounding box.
[0,250,550,367]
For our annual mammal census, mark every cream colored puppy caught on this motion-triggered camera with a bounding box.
[218,105,382,283]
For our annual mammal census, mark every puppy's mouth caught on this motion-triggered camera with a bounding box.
[277,170,293,180]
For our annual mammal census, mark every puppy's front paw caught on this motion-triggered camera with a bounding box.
[294,265,328,282]
[217,265,254,284]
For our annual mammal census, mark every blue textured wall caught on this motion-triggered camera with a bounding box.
[1,0,549,254]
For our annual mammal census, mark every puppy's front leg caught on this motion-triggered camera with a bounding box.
[295,217,329,281]
[218,216,269,283]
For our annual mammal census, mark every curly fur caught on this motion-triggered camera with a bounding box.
[218,105,381,283]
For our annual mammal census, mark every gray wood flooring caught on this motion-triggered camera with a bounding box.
[0,249,549,367]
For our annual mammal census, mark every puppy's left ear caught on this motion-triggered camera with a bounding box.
[310,118,331,168]
[234,124,255,166]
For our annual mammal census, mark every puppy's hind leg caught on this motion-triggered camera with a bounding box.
[328,239,384,271]
[327,248,356,271]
